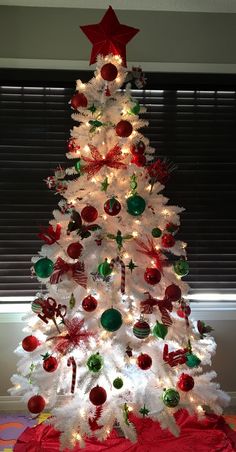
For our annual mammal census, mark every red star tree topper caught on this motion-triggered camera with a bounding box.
[80,5,139,66]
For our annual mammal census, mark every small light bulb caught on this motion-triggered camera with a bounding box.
[84,145,90,152]
[124,252,129,259]
[133,231,138,238]
[197,405,203,413]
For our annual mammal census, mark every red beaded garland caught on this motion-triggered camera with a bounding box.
[101,63,118,81]
[22,335,39,352]
[82,295,98,312]
[67,242,83,259]
[71,92,88,109]
[81,205,98,223]
[144,267,161,285]
[89,385,107,406]
[165,284,182,302]
[27,395,45,414]
[116,120,133,137]
[161,233,175,248]
[43,356,58,373]
[137,353,152,370]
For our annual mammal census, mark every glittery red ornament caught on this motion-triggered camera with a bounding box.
[116,120,133,137]
[137,353,152,370]
[22,335,39,352]
[82,295,98,312]
[177,306,191,318]
[177,373,194,392]
[81,205,98,223]
[130,141,145,155]
[27,395,45,414]
[161,233,175,248]
[165,284,181,302]
[104,197,121,216]
[131,154,146,167]
[71,92,88,110]
[67,138,80,153]
[43,356,58,373]
[101,63,118,81]
[67,242,83,259]
[144,267,161,285]
[89,385,107,406]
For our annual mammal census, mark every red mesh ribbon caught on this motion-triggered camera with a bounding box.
[140,292,173,326]
[89,406,103,431]
[82,144,127,179]
[135,236,169,272]
[50,257,87,288]
[52,318,93,355]
[38,224,61,245]
[163,344,188,367]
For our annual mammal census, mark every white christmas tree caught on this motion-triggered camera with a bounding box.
[9,6,229,450]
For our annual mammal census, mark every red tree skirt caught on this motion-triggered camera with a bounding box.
[14,409,236,452]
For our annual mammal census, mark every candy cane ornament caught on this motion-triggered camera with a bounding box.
[67,356,77,394]
[110,256,126,294]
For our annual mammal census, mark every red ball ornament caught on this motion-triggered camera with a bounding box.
[22,335,39,352]
[131,154,146,167]
[67,242,83,259]
[27,395,45,414]
[137,353,152,370]
[130,141,145,155]
[81,205,98,223]
[104,198,121,216]
[82,295,98,312]
[89,385,107,406]
[165,284,182,302]
[177,373,195,392]
[116,120,133,138]
[71,92,87,110]
[144,267,161,285]
[177,306,191,318]
[161,233,175,248]
[101,63,118,81]
[43,356,58,373]
[67,138,80,153]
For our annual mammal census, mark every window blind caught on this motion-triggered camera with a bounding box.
[0,70,236,300]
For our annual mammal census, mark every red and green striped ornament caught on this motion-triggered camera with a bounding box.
[133,319,150,339]
[31,298,44,314]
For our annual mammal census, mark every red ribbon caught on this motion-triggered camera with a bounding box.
[38,224,61,245]
[163,344,188,367]
[82,144,127,179]
[140,292,173,326]
[135,236,169,272]
[50,257,87,288]
[52,318,93,355]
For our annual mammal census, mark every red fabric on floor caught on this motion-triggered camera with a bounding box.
[14,409,236,452]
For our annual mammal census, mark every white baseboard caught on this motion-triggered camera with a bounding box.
[1,393,236,412]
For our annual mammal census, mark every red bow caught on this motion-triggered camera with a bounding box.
[38,224,61,245]
[52,318,93,355]
[135,236,169,272]
[82,144,127,179]
[163,344,188,367]
[50,257,87,288]
[140,292,173,326]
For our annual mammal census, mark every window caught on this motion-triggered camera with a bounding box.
[1,70,236,302]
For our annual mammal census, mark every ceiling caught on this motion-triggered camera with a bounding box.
[0,0,236,12]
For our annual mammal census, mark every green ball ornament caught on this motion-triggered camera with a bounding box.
[185,353,201,368]
[162,388,180,408]
[152,321,168,339]
[174,259,189,277]
[100,308,123,332]
[113,377,123,389]
[152,227,162,238]
[98,259,112,277]
[126,194,146,216]
[87,353,103,373]
[74,159,82,173]
[34,258,54,279]
[130,102,140,115]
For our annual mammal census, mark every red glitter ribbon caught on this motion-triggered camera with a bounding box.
[38,224,61,245]
[50,257,87,288]
[135,236,169,272]
[82,144,127,179]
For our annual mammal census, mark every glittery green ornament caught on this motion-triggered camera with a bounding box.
[162,388,180,408]
[152,321,168,339]
[87,353,103,373]
[34,258,54,279]
[185,352,201,368]
[74,159,82,173]
[152,227,162,238]
[126,194,146,216]
[174,259,189,277]
[100,308,123,332]
[98,259,112,277]
[129,101,140,115]
[113,377,123,389]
